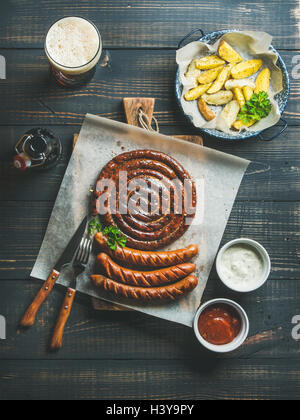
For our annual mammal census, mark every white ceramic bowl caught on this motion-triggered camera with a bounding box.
[216,238,271,293]
[193,298,249,353]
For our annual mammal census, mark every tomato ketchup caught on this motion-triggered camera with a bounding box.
[198,303,242,346]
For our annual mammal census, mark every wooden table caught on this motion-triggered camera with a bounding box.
[0,0,299,400]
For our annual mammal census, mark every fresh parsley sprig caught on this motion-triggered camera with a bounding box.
[102,225,127,251]
[89,219,127,251]
[238,92,272,124]
[88,218,102,236]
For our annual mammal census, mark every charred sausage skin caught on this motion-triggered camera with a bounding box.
[92,150,197,251]
[91,274,198,301]
[97,252,196,287]
[95,232,199,268]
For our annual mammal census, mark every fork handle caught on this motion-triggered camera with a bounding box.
[20,269,60,328]
[50,288,76,351]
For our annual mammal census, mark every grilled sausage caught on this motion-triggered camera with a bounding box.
[95,232,199,268]
[97,253,196,287]
[91,274,198,301]
[92,150,197,251]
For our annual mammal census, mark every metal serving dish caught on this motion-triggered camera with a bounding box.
[175,29,290,141]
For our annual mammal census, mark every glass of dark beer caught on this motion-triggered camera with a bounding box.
[45,17,102,87]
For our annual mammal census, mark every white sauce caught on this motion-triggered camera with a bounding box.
[220,244,264,291]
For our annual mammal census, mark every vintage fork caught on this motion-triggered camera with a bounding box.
[50,235,93,351]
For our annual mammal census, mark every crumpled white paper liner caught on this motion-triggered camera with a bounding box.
[31,114,249,327]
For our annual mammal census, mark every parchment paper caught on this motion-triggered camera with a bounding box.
[177,31,283,135]
[31,114,249,327]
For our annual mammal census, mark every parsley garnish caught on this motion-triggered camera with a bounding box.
[102,225,127,251]
[238,92,272,124]
[89,219,127,251]
[88,218,102,236]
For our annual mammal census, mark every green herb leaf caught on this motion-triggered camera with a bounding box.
[118,237,127,248]
[88,218,102,236]
[103,225,127,251]
[238,92,272,125]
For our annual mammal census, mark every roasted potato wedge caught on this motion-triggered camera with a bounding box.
[184,83,212,101]
[196,55,225,70]
[231,59,263,79]
[207,64,233,94]
[198,98,216,121]
[233,87,246,108]
[225,79,256,91]
[233,119,255,130]
[217,100,240,129]
[202,91,233,105]
[197,66,224,84]
[242,85,254,101]
[185,58,202,85]
[218,40,243,63]
[254,68,271,94]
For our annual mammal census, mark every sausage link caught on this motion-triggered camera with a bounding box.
[91,274,198,301]
[95,232,199,268]
[97,253,196,287]
[92,150,197,251]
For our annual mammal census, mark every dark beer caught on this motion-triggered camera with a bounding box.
[45,17,102,87]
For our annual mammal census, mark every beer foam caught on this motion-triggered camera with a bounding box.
[46,17,100,68]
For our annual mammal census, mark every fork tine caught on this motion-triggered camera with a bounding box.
[74,238,83,262]
[82,238,90,265]
[81,238,88,263]
[74,235,92,267]
[83,239,92,265]
[80,238,88,263]
[75,237,85,263]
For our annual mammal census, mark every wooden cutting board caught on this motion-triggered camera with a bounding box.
[72,98,203,311]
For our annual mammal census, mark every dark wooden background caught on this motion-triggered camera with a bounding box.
[0,0,299,400]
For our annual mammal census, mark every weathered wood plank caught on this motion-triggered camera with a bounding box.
[0,279,299,360]
[0,0,298,400]
[0,49,297,126]
[0,201,299,279]
[1,0,300,49]
[0,359,300,400]
[1,125,300,203]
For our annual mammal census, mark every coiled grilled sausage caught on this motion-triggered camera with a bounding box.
[95,232,198,268]
[91,274,198,301]
[97,252,196,287]
[92,150,197,251]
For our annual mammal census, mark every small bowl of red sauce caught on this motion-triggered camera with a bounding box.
[193,299,249,353]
